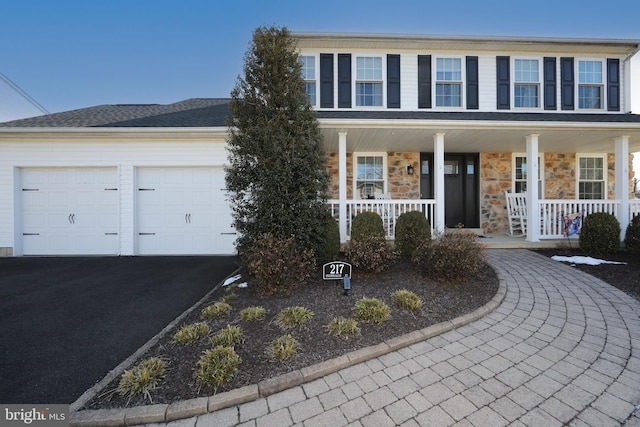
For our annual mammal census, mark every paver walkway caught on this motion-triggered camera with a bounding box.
[144,249,640,427]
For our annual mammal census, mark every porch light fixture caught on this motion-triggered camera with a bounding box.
[407,164,414,175]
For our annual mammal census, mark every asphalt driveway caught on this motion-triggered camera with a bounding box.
[0,256,238,404]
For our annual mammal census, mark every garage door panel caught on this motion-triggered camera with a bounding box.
[21,168,118,255]
[136,167,235,255]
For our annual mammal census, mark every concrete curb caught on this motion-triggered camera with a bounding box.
[69,269,507,427]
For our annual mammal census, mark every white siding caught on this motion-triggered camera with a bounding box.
[401,54,418,110]
[0,138,229,256]
[478,54,497,112]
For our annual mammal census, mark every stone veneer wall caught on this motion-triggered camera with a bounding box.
[328,152,634,235]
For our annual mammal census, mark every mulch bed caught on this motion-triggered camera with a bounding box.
[84,259,499,409]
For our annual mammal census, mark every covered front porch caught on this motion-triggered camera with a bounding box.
[318,111,640,245]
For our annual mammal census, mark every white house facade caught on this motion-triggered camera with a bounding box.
[2,33,640,256]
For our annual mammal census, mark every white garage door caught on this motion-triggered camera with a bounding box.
[21,168,119,255]
[136,167,236,255]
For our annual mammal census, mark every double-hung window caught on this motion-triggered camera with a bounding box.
[514,59,539,108]
[578,61,603,109]
[577,155,606,199]
[513,154,543,196]
[300,56,316,106]
[354,153,386,199]
[355,57,383,106]
[435,58,462,107]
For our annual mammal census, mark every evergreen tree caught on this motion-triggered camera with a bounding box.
[225,26,329,257]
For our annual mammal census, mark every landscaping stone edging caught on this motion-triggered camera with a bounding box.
[69,270,507,427]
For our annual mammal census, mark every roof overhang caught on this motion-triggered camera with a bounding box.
[0,127,229,141]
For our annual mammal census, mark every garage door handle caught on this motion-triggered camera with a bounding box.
[105,233,118,235]
[23,233,40,236]
[221,232,237,235]
[138,188,155,191]
[139,232,156,236]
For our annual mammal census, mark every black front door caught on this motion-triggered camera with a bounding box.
[420,153,479,228]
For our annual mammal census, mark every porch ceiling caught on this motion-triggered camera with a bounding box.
[319,120,640,154]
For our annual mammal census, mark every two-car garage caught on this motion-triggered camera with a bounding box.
[18,166,236,256]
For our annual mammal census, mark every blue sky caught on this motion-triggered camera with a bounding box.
[2,0,640,115]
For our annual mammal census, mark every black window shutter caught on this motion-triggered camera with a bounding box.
[607,58,620,111]
[560,57,574,110]
[319,54,334,108]
[496,56,510,110]
[418,55,432,109]
[543,57,557,110]
[387,54,401,108]
[338,54,351,108]
[466,56,479,109]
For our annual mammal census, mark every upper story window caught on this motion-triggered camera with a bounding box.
[514,59,540,108]
[578,60,603,109]
[355,56,383,106]
[435,58,462,107]
[299,56,316,105]
[577,155,606,199]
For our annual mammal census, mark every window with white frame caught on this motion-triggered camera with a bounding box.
[435,58,462,107]
[355,56,383,106]
[578,60,603,109]
[299,56,316,106]
[514,59,540,108]
[513,154,544,196]
[577,155,606,199]
[354,153,386,199]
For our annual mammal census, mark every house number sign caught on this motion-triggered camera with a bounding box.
[322,261,352,280]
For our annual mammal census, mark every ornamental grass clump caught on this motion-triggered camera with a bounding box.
[239,306,267,321]
[201,301,231,320]
[327,317,360,338]
[194,346,241,393]
[391,289,423,314]
[269,334,299,361]
[173,322,210,345]
[209,325,245,348]
[117,357,166,405]
[274,306,314,329]
[353,297,391,324]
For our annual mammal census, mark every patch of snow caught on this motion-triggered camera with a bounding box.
[551,255,626,266]
[237,282,249,288]
[222,274,242,287]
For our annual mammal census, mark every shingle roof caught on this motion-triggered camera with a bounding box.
[0,98,231,128]
[3,97,640,128]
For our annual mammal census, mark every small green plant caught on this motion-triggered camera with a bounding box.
[218,292,238,304]
[239,306,267,321]
[353,297,391,324]
[173,322,210,345]
[625,214,640,255]
[245,233,316,297]
[345,236,398,273]
[194,346,241,393]
[269,334,299,361]
[395,211,431,259]
[202,301,231,320]
[351,211,385,240]
[391,289,423,314]
[579,212,621,255]
[321,217,341,262]
[210,325,245,347]
[117,357,166,404]
[412,230,486,283]
[327,317,360,338]
[274,306,314,329]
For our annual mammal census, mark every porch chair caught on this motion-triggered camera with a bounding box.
[505,191,527,236]
[375,193,392,234]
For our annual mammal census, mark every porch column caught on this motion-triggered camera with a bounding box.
[434,132,445,234]
[615,135,630,240]
[525,134,540,242]
[338,132,348,243]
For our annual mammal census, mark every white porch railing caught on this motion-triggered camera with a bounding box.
[631,199,640,220]
[328,199,436,239]
[539,199,620,238]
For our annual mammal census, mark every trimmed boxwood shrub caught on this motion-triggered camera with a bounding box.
[351,212,384,240]
[625,215,640,254]
[579,212,621,255]
[321,217,341,262]
[395,211,431,259]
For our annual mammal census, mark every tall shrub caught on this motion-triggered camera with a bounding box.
[225,26,329,259]
[579,212,621,255]
[395,211,431,259]
[624,214,640,255]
